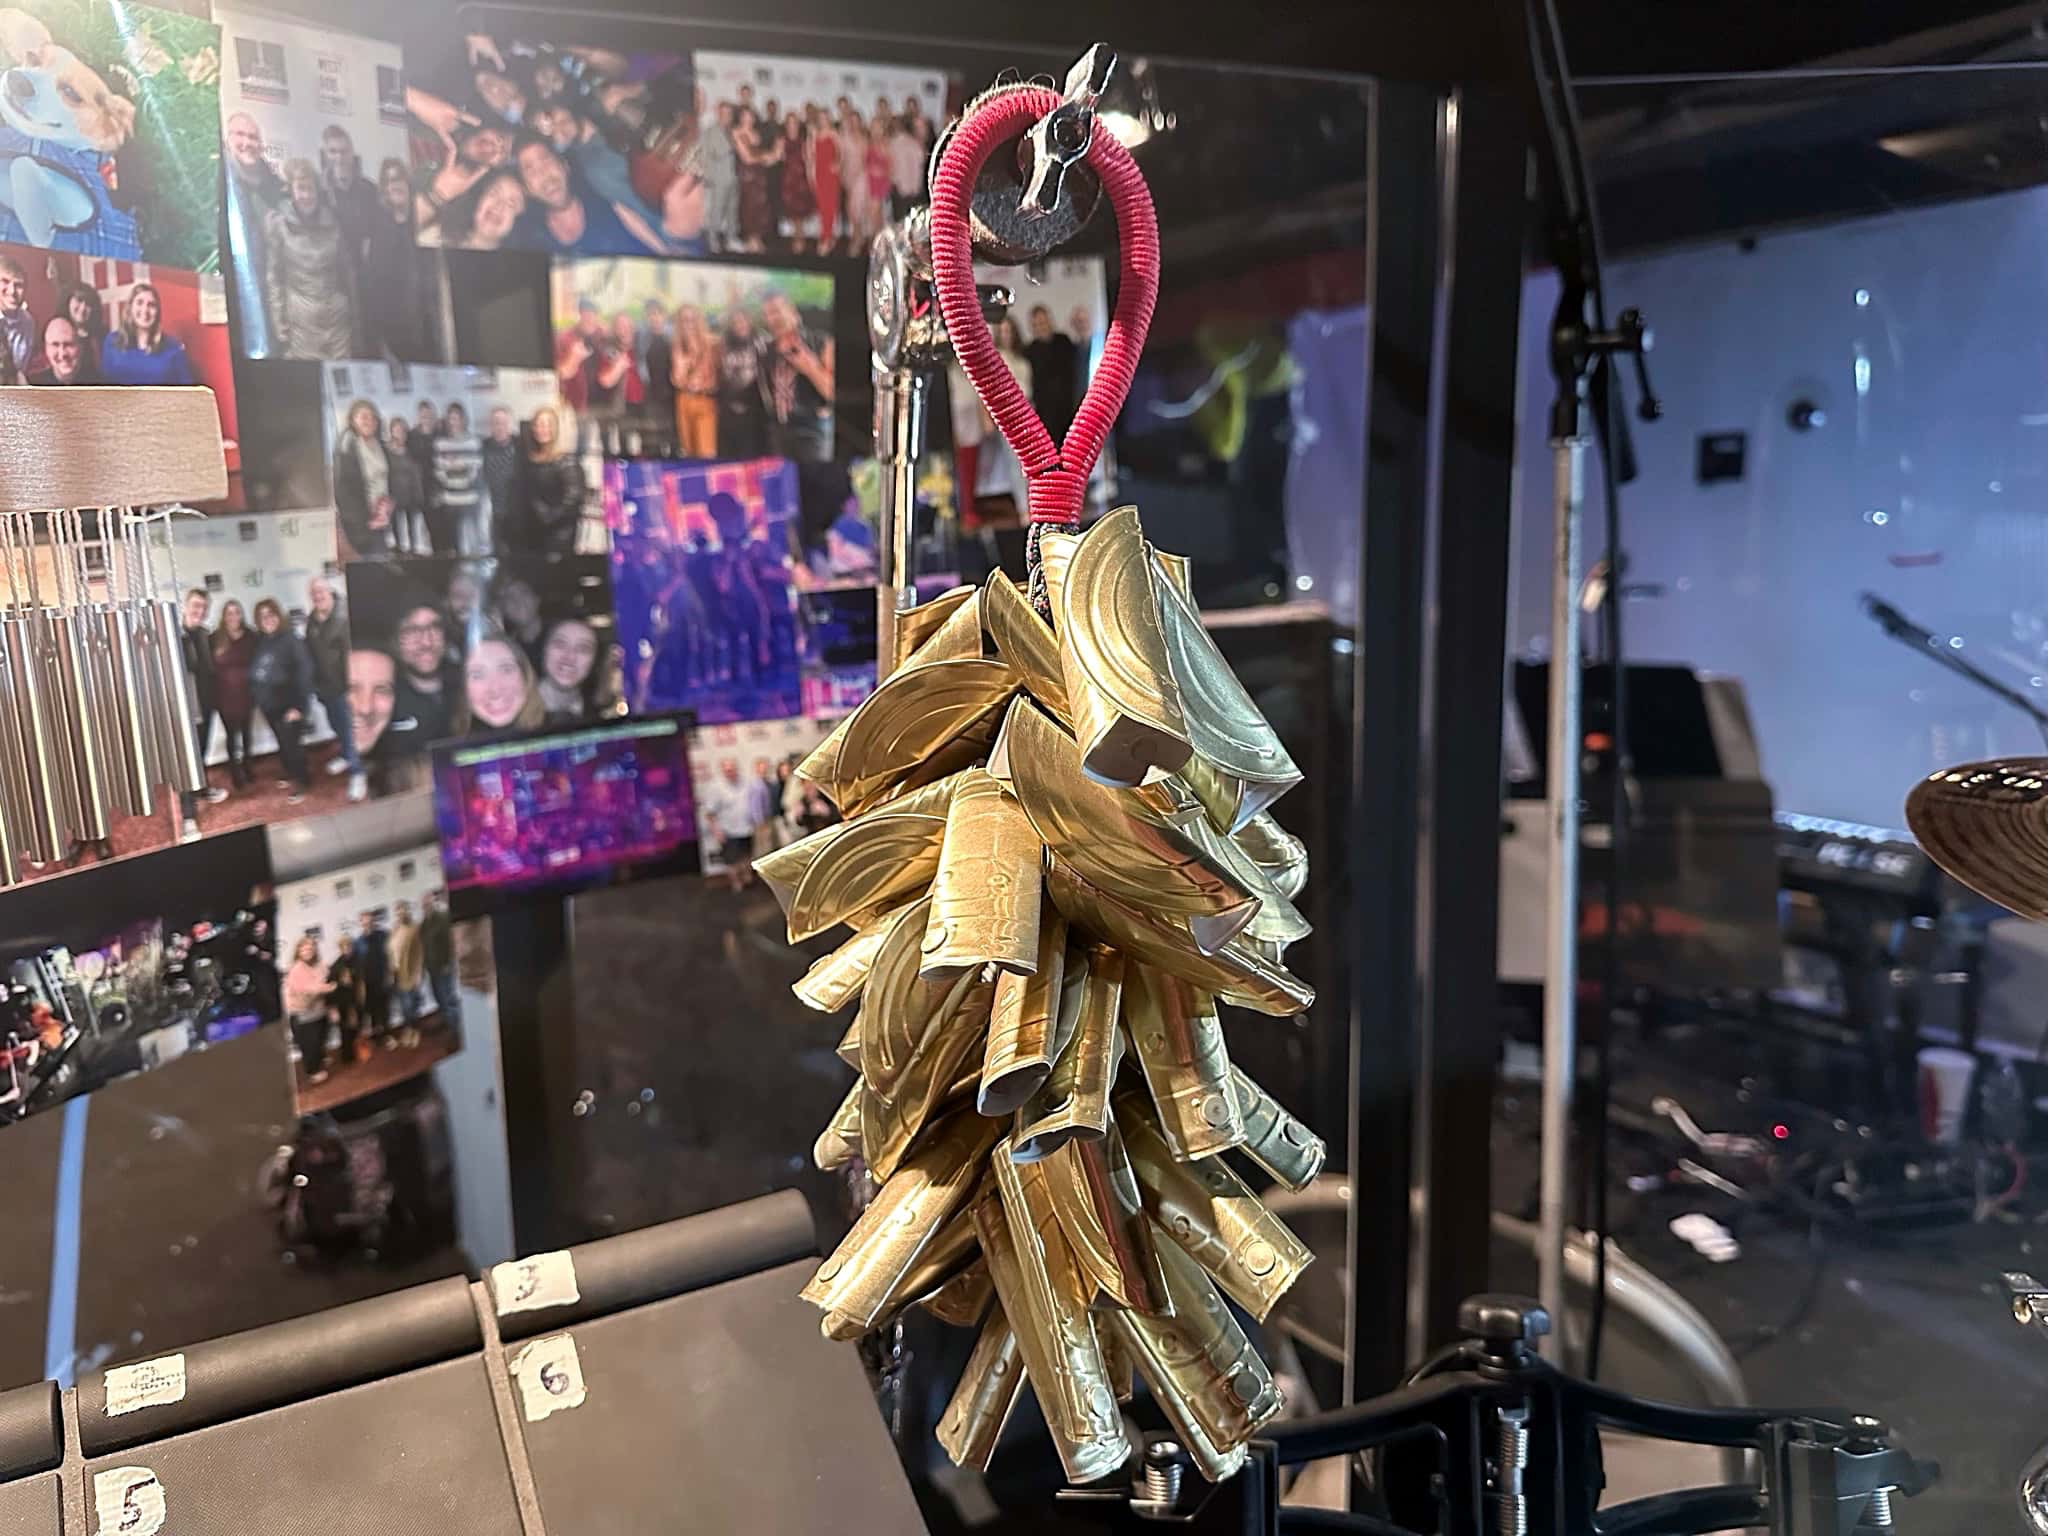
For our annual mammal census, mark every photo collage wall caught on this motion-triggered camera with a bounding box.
[0,0,1117,1121]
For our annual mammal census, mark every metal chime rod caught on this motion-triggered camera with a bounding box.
[874,367,928,682]
[1537,418,1588,1362]
[4,512,62,864]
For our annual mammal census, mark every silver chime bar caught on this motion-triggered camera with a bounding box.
[0,502,211,885]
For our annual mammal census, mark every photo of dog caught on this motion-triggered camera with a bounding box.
[0,7,138,254]
[0,0,219,271]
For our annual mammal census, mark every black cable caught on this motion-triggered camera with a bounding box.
[1278,1508,1417,1536]
[1594,1485,1770,1536]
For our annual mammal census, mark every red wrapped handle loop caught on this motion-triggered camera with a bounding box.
[928,85,1159,529]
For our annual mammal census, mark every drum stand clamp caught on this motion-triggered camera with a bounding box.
[2004,1271,2048,1534]
[1069,1294,1934,1535]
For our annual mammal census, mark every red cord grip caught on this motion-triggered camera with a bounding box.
[929,85,1159,528]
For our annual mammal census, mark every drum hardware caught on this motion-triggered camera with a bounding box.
[1539,286,1660,1359]
[1067,1294,1933,1534]
[868,207,1013,677]
[2005,1272,2048,1534]
[871,46,1116,674]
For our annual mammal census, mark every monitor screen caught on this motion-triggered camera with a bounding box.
[431,713,700,918]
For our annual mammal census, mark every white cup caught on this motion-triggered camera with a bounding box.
[1917,1046,1977,1145]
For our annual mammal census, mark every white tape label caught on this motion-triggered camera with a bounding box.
[92,1466,165,1536]
[511,1333,587,1423]
[103,1355,186,1418]
[492,1251,580,1315]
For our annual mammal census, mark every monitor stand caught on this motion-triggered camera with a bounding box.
[491,897,582,1255]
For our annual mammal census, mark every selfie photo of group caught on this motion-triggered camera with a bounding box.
[343,554,622,794]
[408,36,703,257]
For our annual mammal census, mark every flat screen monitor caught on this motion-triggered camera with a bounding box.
[431,714,700,919]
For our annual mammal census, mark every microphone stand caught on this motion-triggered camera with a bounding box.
[1537,255,1655,1362]
[1866,599,2048,749]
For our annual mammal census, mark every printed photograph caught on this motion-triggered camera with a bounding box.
[275,842,462,1114]
[687,713,838,885]
[0,0,223,270]
[797,585,877,719]
[954,254,1111,518]
[692,50,947,258]
[321,360,564,560]
[431,713,699,918]
[147,509,367,820]
[551,256,834,462]
[0,243,240,493]
[0,826,276,1129]
[0,509,362,889]
[605,456,802,726]
[407,35,700,257]
[343,552,621,793]
[827,454,965,592]
[216,10,424,362]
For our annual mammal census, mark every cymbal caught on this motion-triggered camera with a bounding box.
[1904,759,2048,920]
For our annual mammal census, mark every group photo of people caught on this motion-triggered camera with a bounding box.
[323,362,572,560]
[344,553,623,793]
[279,875,462,1113]
[951,257,1109,518]
[158,512,365,831]
[407,35,704,257]
[552,258,836,462]
[217,11,423,361]
[0,828,277,1127]
[605,457,804,726]
[0,247,244,508]
[688,715,839,885]
[693,51,946,257]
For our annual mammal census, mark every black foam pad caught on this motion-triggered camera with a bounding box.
[0,1472,60,1535]
[0,1382,59,1480]
[512,1257,926,1534]
[76,1275,479,1455]
[491,1188,816,1342]
[77,1353,522,1536]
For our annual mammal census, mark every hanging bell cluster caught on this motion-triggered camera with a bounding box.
[767,505,1323,1484]
[0,508,207,886]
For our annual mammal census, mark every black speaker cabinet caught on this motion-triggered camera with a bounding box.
[0,1382,61,1536]
[73,1276,521,1535]
[19,1190,928,1534]
[491,1190,929,1534]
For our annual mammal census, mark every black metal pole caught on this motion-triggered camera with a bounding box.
[1347,70,1529,1417]
[493,899,581,1255]
[1415,82,1526,1352]
[1346,74,1437,1409]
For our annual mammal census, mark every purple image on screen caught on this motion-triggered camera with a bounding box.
[432,717,699,914]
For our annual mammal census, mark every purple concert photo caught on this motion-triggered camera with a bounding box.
[431,714,700,918]
[605,457,804,725]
